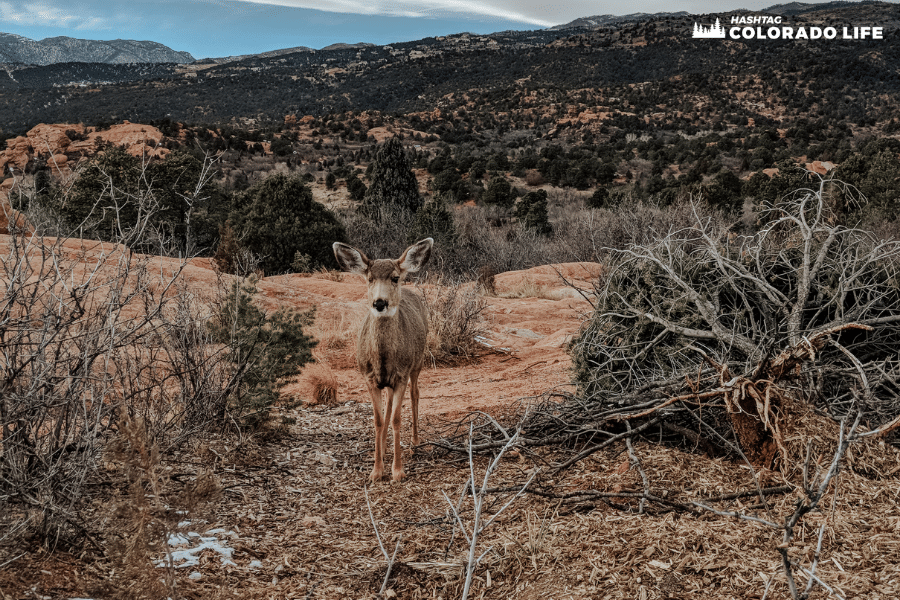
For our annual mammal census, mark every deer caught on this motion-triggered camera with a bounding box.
[332,238,433,482]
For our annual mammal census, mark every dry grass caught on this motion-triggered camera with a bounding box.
[310,310,362,352]
[420,278,490,365]
[303,362,340,406]
[308,309,364,370]
[101,416,222,599]
[313,267,345,282]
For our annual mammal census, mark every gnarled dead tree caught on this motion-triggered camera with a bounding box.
[436,180,900,472]
[563,178,900,465]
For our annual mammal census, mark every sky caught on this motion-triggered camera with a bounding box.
[0,0,881,58]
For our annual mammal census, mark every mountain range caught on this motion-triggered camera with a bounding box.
[547,12,690,31]
[549,1,890,29]
[0,32,194,65]
[195,43,376,65]
[1,1,893,68]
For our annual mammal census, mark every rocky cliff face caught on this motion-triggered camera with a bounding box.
[0,121,169,233]
[0,122,167,179]
[0,32,194,65]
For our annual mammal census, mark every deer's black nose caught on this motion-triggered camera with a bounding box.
[373,299,388,312]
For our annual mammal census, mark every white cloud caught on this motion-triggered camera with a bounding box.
[0,1,109,29]
[227,0,794,27]
[234,0,556,26]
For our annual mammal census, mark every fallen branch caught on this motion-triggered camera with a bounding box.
[364,485,402,597]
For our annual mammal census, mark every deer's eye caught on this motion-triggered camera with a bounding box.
[391,276,399,284]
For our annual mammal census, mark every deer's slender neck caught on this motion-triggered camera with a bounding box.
[371,309,400,341]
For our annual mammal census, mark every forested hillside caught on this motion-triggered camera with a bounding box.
[0,4,897,134]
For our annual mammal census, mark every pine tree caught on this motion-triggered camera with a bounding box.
[230,174,347,274]
[346,172,367,202]
[66,146,142,238]
[482,176,513,207]
[586,187,610,209]
[409,195,456,249]
[516,190,552,236]
[362,137,422,214]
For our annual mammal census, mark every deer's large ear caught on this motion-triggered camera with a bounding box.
[398,238,433,273]
[333,242,370,274]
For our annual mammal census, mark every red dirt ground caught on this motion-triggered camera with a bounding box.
[268,262,600,418]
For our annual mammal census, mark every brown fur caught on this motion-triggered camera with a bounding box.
[333,238,433,482]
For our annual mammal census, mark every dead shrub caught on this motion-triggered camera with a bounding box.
[525,169,544,187]
[570,181,900,462]
[304,362,339,405]
[420,278,490,365]
[0,165,239,555]
[476,264,497,295]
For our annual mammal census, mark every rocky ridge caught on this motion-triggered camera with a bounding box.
[0,122,167,211]
[0,32,194,65]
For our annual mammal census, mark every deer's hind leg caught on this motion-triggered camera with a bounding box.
[409,366,422,451]
[388,379,409,482]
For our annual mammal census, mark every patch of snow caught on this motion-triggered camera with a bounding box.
[167,533,191,546]
[157,529,237,568]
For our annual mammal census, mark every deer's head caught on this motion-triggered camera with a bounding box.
[333,238,433,318]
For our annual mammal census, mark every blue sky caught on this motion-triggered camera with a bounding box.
[0,1,866,58]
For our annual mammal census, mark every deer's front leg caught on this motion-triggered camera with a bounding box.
[367,382,386,482]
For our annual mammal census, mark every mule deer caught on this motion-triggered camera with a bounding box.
[332,238,433,482]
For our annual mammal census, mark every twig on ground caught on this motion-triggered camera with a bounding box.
[441,421,537,600]
[553,416,662,473]
[364,484,402,597]
[625,421,650,514]
[692,412,861,600]
[700,485,793,503]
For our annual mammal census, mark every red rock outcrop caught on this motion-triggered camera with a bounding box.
[0,121,167,180]
[805,160,836,175]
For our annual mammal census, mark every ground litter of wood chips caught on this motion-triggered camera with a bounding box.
[6,397,899,600]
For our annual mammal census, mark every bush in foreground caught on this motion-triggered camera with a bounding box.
[571,180,900,462]
[207,276,317,425]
